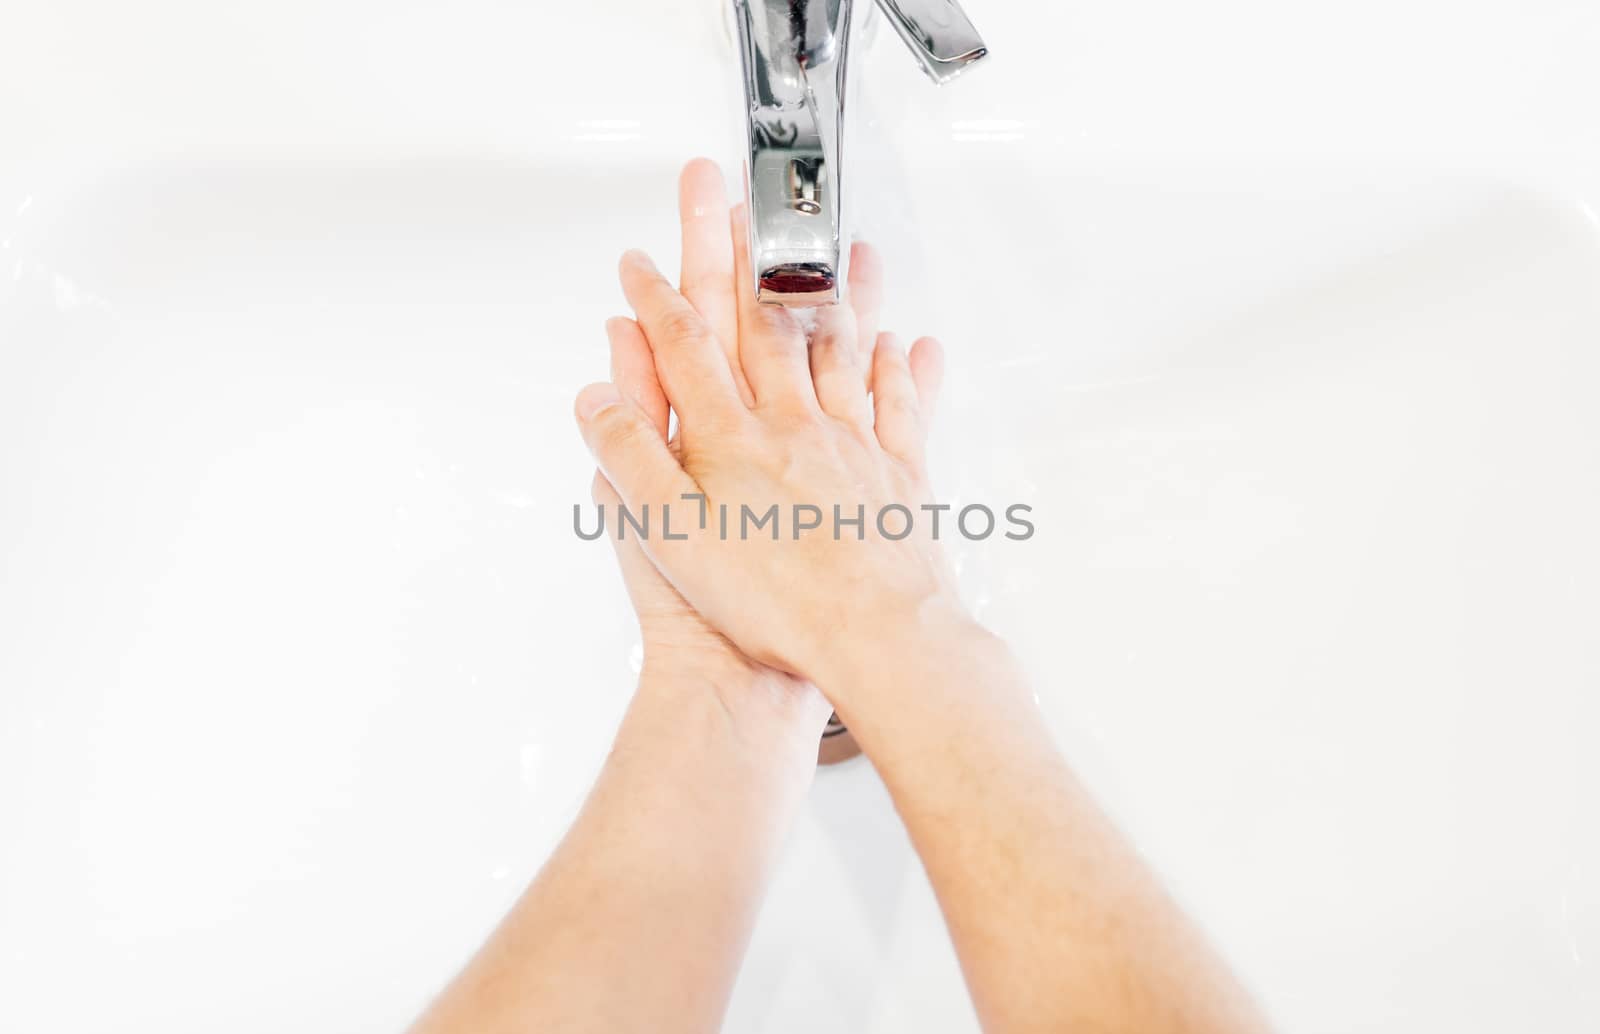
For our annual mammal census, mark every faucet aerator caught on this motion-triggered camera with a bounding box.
[758,264,838,306]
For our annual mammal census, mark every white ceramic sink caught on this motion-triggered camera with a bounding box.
[3,2,1598,1032]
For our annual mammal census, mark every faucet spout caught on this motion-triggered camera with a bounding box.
[732,0,854,307]
[731,0,989,307]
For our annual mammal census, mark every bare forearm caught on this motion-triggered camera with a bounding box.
[412,665,824,1034]
[824,614,1271,1034]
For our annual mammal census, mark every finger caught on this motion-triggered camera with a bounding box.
[618,250,743,428]
[809,303,872,428]
[847,240,885,387]
[575,381,699,522]
[729,204,818,412]
[591,469,676,606]
[907,335,946,428]
[871,333,924,464]
[677,159,754,407]
[607,316,669,438]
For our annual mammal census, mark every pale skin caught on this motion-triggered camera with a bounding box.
[412,160,1273,1033]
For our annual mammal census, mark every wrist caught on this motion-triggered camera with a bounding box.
[637,652,831,756]
[813,597,1012,720]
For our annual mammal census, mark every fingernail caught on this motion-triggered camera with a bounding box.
[621,249,657,274]
[576,383,622,421]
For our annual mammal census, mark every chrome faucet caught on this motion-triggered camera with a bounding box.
[731,0,988,307]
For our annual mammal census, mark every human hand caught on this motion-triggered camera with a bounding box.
[596,309,822,735]
[592,159,904,735]
[576,161,964,708]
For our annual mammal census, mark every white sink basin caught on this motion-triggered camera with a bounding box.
[3,2,1598,1032]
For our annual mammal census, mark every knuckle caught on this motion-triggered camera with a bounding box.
[753,306,800,339]
[659,308,709,346]
[762,401,822,435]
[599,411,650,453]
[763,438,811,488]
[881,391,920,419]
[812,329,852,361]
[679,404,735,443]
